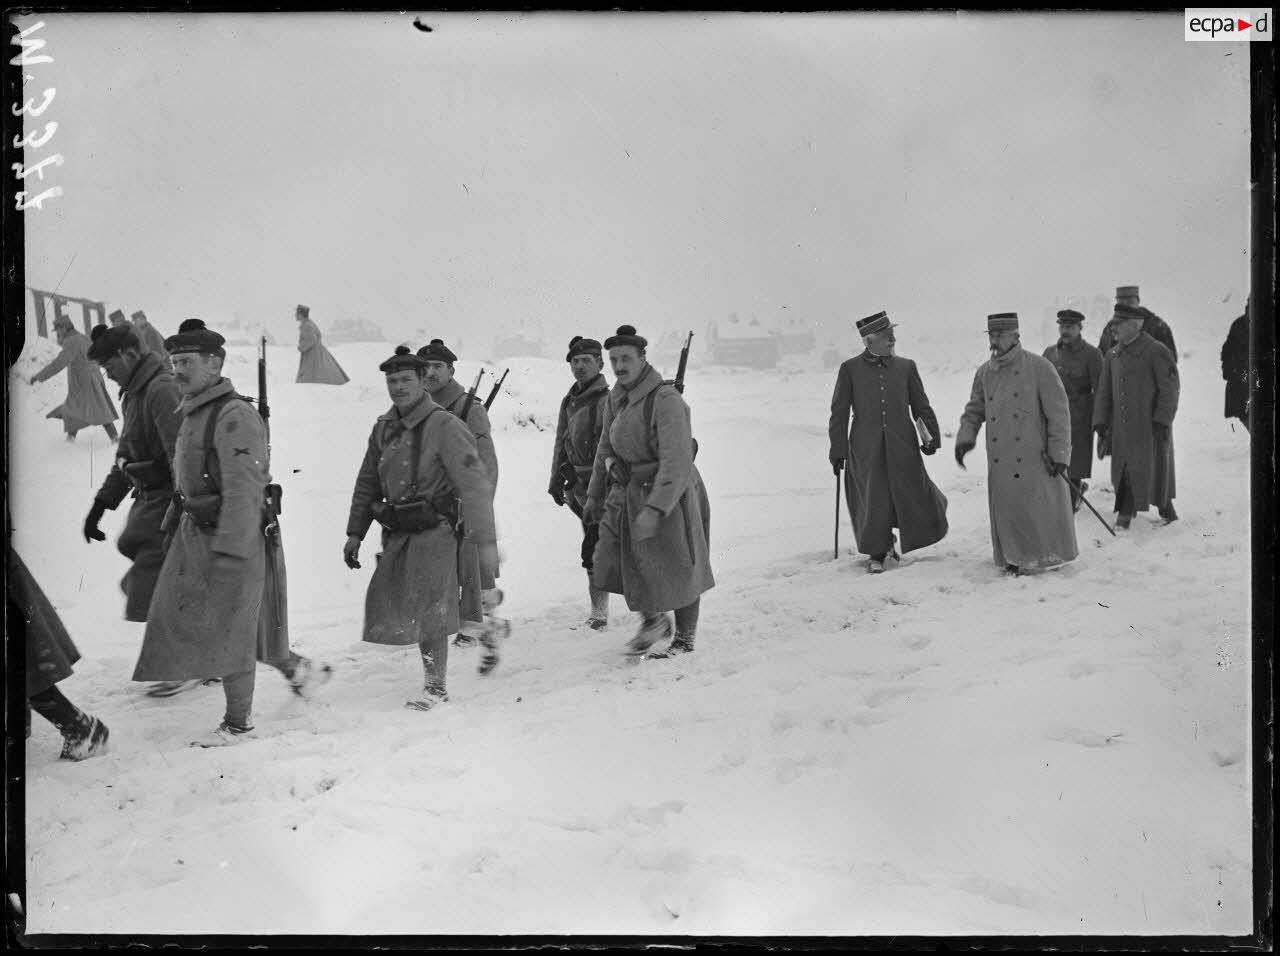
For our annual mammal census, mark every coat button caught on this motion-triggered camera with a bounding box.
[993,458,1000,463]
[1014,472,1020,478]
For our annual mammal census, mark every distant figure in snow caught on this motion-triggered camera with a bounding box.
[29,315,119,442]
[1221,301,1249,431]
[548,335,612,627]
[130,309,173,372]
[84,325,184,650]
[10,546,110,761]
[1042,309,1102,512]
[582,325,715,658]
[418,338,506,659]
[294,304,350,385]
[828,311,948,573]
[343,347,501,706]
[139,319,332,747]
[955,313,1078,575]
[1093,303,1180,529]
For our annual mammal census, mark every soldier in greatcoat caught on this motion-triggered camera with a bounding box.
[29,315,119,442]
[827,311,948,573]
[295,304,350,385]
[130,310,173,372]
[139,319,331,746]
[1092,302,1181,529]
[344,347,500,703]
[956,313,1078,575]
[549,335,612,627]
[1221,302,1249,431]
[418,338,507,653]
[10,546,110,761]
[1042,309,1103,512]
[583,325,715,658]
[83,327,184,675]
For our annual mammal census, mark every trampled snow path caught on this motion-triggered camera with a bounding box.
[14,323,1251,935]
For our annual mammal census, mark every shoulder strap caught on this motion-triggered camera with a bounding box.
[587,389,602,445]
[200,393,252,488]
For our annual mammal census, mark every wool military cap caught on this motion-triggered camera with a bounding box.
[130,310,147,323]
[381,344,427,373]
[1113,302,1144,322]
[108,309,129,326]
[416,338,458,364]
[855,311,894,336]
[1056,309,1085,325]
[565,335,603,361]
[603,324,647,350]
[296,304,310,317]
[986,313,1019,332]
[87,324,141,362]
[1115,285,1139,300]
[164,318,227,357]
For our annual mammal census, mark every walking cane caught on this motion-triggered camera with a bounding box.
[834,468,842,560]
[1059,472,1116,537]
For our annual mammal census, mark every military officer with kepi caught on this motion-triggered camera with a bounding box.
[83,325,185,692]
[345,346,501,703]
[583,325,715,658]
[1092,302,1180,529]
[956,313,1078,575]
[549,335,612,628]
[139,319,331,746]
[828,311,948,572]
[418,338,508,651]
[1042,309,1102,513]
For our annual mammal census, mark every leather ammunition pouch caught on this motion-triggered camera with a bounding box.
[373,496,458,535]
[179,492,222,528]
[123,458,172,493]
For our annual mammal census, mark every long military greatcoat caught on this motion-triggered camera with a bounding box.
[1042,337,1103,482]
[136,378,287,680]
[94,352,183,621]
[550,372,610,511]
[1221,312,1249,423]
[1093,331,1180,511]
[957,345,1078,569]
[32,328,118,432]
[10,547,82,696]
[586,363,714,612]
[346,393,496,645]
[296,316,350,385]
[827,351,948,555]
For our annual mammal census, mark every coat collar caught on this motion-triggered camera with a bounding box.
[378,392,440,427]
[989,343,1023,370]
[433,378,466,410]
[570,373,608,401]
[860,349,892,368]
[609,362,662,411]
[180,377,239,416]
[119,351,166,397]
[1116,330,1153,355]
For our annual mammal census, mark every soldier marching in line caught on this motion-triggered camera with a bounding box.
[1042,309,1103,513]
[827,311,948,573]
[344,347,501,705]
[138,320,331,747]
[583,325,714,658]
[417,338,509,653]
[956,313,1078,576]
[1093,302,1181,529]
[549,335,613,628]
[82,325,190,696]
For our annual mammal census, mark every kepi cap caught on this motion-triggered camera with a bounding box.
[1115,285,1139,300]
[855,311,894,336]
[1056,309,1085,325]
[1113,302,1144,322]
[986,312,1019,333]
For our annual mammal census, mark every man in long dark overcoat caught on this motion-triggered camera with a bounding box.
[827,311,948,573]
[1221,302,1249,431]
[549,335,612,626]
[344,347,500,701]
[1092,303,1181,529]
[1042,309,1102,512]
[139,319,331,746]
[83,326,183,643]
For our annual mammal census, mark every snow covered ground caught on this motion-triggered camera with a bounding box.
[13,312,1251,936]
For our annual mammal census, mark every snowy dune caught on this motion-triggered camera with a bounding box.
[14,312,1250,936]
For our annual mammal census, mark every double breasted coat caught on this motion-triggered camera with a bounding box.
[346,393,496,646]
[1042,338,1103,481]
[136,379,287,680]
[10,547,82,696]
[827,352,948,555]
[1093,332,1180,511]
[94,352,183,621]
[586,363,714,612]
[957,345,1078,569]
[550,373,611,510]
[296,317,350,385]
[32,328,118,432]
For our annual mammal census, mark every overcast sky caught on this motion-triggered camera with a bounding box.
[17,11,1251,352]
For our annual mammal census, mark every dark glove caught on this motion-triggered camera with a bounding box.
[831,458,845,476]
[1093,424,1109,441]
[1152,422,1170,442]
[343,535,362,569]
[83,500,107,543]
[954,440,975,470]
[1042,452,1067,477]
[549,486,566,507]
[920,439,938,456]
